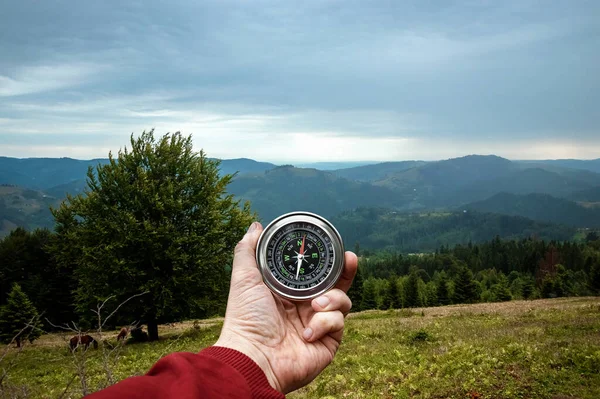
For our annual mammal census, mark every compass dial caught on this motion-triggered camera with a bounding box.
[256,212,345,301]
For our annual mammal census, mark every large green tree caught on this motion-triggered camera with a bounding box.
[51,131,254,340]
[0,283,43,347]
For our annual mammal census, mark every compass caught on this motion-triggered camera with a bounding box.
[256,211,345,301]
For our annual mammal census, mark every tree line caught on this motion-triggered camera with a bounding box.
[347,235,600,311]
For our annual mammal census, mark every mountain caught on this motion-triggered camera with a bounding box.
[569,186,600,203]
[453,167,598,205]
[0,157,109,190]
[332,161,426,182]
[295,161,378,170]
[0,156,276,191]
[228,166,401,223]
[330,207,575,252]
[0,185,59,237]
[360,156,600,208]
[373,155,516,191]
[520,159,600,174]
[464,192,600,228]
[215,158,277,176]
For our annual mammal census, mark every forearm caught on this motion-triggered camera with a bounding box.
[86,347,284,399]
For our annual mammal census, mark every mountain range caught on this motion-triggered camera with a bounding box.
[1,155,599,247]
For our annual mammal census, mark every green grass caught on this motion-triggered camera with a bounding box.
[2,298,600,399]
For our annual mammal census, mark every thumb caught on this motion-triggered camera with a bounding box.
[233,222,263,273]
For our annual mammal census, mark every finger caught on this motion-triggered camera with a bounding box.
[311,289,352,316]
[334,251,358,293]
[303,310,344,343]
[232,222,263,273]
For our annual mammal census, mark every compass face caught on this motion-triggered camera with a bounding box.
[256,212,345,301]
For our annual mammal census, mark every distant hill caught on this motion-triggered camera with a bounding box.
[330,207,575,252]
[569,186,600,203]
[373,155,516,191]
[3,154,600,239]
[453,167,599,206]
[0,156,277,190]
[363,155,600,208]
[464,192,600,228]
[0,185,59,237]
[228,166,401,223]
[332,161,426,182]
[520,159,600,174]
[295,161,378,170]
[0,157,109,190]
[215,158,277,176]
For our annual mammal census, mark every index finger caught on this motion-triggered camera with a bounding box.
[335,251,358,293]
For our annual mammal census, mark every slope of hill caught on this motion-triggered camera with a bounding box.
[464,192,600,228]
[569,186,600,202]
[215,158,277,176]
[330,207,575,252]
[228,166,401,223]
[0,156,276,190]
[0,185,59,237]
[522,159,600,174]
[332,161,426,182]
[454,168,598,205]
[364,156,600,208]
[0,157,109,190]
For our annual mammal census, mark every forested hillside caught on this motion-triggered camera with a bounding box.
[465,192,600,228]
[227,166,400,222]
[331,208,575,252]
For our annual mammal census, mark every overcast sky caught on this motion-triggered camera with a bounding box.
[1,0,599,162]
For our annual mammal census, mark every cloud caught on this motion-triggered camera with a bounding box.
[0,0,598,160]
[0,63,108,97]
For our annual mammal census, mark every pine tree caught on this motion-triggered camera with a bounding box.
[436,274,450,305]
[360,279,377,310]
[492,274,512,302]
[0,284,43,347]
[589,262,600,295]
[522,277,535,299]
[404,268,420,308]
[384,276,399,309]
[347,265,364,311]
[453,266,478,304]
[50,131,254,340]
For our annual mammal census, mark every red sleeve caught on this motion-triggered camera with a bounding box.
[86,346,285,399]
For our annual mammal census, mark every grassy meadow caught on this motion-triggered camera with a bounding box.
[1,297,599,399]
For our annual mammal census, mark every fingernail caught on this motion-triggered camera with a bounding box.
[247,222,258,234]
[303,328,313,341]
[315,296,330,308]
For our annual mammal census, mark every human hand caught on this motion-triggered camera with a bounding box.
[215,222,358,394]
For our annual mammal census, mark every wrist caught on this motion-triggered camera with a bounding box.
[215,333,282,393]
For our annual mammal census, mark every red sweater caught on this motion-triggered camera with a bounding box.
[87,346,285,399]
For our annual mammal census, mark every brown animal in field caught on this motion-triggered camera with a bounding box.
[69,334,98,350]
[117,327,129,341]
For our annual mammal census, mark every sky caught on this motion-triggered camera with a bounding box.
[0,0,599,162]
